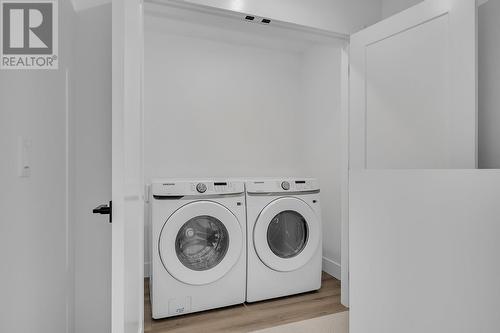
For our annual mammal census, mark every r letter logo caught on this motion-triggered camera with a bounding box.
[1,0,58,69]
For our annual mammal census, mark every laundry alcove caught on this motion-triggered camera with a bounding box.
[112,0,500,332]
[111,0,500,332]
[142,0,349,300]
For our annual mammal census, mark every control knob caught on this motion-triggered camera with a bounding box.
[281,181,291,191]
[196,183,207,193]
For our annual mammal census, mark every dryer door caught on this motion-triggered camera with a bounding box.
[159,201,243,285]
[254,197,321,272]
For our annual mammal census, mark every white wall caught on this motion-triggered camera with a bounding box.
[143,15,306,180]
[478,0,500,169]
[0,3,113,332]
[301,45,343,278]
[73,4,112,333]
[183,0,382,34]
[381,0,422,19]
[0,1,76,333]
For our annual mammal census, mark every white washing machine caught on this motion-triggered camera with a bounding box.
[245,178,322,302]
[149,180,246,319]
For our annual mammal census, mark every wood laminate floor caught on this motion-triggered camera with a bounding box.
[144,272,347,333]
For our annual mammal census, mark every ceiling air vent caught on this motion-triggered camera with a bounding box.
[243,15,271,25]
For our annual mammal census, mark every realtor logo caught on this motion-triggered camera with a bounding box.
[1,0,58,69]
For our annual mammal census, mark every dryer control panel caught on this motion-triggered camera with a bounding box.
[151,180,245,197]
[246,178,319,194]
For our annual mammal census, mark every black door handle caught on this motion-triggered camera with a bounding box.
[93,201,112,223]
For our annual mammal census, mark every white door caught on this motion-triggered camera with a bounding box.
[112,1,144,333]
[344,0,478,308]
[347,0,500,332]
[350,0,477,170]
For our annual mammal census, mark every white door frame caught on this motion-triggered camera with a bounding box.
[112,0,145,332]
[340,46,350,307]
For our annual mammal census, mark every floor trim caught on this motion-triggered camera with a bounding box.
[322,257,341,280]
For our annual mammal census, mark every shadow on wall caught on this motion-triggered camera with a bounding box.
[478,0,500,169]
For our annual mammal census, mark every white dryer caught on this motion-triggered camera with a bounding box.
[245,178,322,302]
[149,180,246,319]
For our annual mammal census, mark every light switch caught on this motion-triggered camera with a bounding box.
[18,136,32,178]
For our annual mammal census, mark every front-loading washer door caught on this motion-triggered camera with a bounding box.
[159,201,243,286]
[253,197,320,272]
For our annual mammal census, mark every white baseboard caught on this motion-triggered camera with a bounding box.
[322,257,341,280]
[144,261,151,278]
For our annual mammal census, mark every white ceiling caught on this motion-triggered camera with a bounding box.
[71,0,110,12]
[71,0,490,15]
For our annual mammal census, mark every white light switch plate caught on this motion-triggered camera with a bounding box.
[18,136,32,178]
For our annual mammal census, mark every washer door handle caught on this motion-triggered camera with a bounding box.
[93,201,112,223]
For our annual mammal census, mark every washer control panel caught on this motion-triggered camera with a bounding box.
[246,178,319,194]
[151,180,245,197]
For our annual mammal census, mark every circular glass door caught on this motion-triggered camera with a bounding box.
[175,216,229,271]
[267,211,308,259]
[253,197,320,272]
[159,201,243,285]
